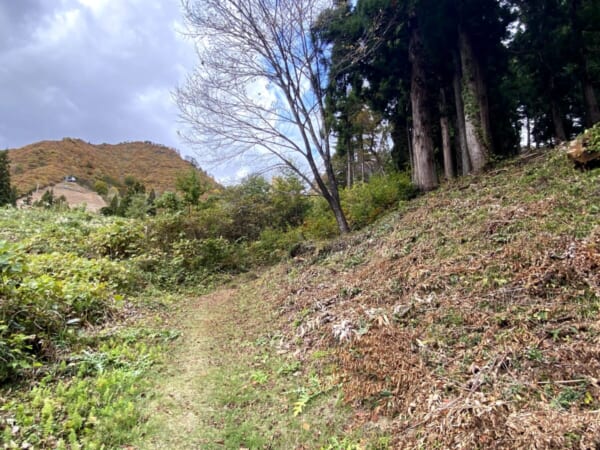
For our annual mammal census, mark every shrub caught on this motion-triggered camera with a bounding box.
[0,241,135,381]
[94,180,109,196]
[249,228,304,265]
[154,191,182,213]
[90,220,146,259]
[302,197,339,240]
[343,172,415,229]
[172,237,243,273]
[27,252,138,292]
[302,172,414,238]
[583,122,600,153]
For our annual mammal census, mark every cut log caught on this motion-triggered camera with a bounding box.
[567,133,600,170]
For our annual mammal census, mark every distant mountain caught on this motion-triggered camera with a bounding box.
[7,138,217,195]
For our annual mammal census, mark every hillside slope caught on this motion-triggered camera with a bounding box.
[18,182,107,212]
[248,148,599,448]
[7,138,217,195]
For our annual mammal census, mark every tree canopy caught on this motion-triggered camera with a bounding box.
[0,151,16,207]
[179,0,600,230]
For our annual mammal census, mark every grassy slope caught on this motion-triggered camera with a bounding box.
[132,147,598,449]
[7,138,217,195]
[227,148,598,448]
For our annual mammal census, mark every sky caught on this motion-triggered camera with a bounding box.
[0,0,247,183]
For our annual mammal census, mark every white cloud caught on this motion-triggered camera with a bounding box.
[0,0,254,183]
[77,0,110,16]
[235,166,250,180]
[33,8,82,46]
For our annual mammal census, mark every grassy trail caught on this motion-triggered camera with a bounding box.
[137,283,352,449]
[140,289,236,449]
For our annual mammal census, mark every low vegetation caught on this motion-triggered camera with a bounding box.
[0,166,413,448]
[257,148,599,448]
[1,144,598,448]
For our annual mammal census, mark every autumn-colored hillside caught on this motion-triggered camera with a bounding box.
[7,138,217,195]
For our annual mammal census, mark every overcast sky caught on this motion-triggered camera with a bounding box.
[0,0,246,182]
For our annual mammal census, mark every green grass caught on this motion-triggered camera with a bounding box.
[0,319,176,449]
[1,147,598,448]
[139,283,365,449]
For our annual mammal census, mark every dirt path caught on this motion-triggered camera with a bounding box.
[140,289,236,449]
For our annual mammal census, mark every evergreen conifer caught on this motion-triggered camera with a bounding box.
[0,150,15,207]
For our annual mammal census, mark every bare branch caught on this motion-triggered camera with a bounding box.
[178,0,350,232]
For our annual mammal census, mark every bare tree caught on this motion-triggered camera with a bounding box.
[177,0,350,233]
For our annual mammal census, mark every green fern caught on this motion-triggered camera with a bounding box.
[292,390,311,416]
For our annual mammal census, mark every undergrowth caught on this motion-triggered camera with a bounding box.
[261,148,600,448]
[1,147,597,448]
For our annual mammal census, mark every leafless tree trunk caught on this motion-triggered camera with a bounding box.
[178,0,350,233]
[408,16,438,191]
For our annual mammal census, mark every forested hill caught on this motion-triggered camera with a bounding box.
[7,138,217,195]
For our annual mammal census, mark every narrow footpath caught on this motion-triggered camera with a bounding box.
[140,289,237,449]
[136,282,351,449]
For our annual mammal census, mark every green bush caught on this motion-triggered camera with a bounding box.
[302,172,414,238]
[302,197,339,240]
[172,237,243,273]
[90,220,146,259]
[249,228,304,265]
[583,122,600,152]
[94,180,109,196]
[155,191,182,213]
[0,240,135,381]
[343,172,415,229]
[27,252,138,292]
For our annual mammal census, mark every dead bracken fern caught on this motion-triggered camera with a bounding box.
[258,148,599,448]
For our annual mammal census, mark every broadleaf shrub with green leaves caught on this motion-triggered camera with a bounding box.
[0,239,136,382]
[90,220,146,259]
[583,122,600,153]
[303,172,415,238]
[343,172,415,229]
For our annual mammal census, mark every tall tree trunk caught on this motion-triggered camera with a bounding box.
[407,122,416,185]
[459,28,490,172]
[474,53,493,154]
[551,99,567,142]
[439,89,455,180]
[583,81,600,126]
[346,147,354,188]
[526,115,531,151]
[323,163,350,233]
[409,18,438,191]
[453,52,471,175]
[570,0,600,126]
